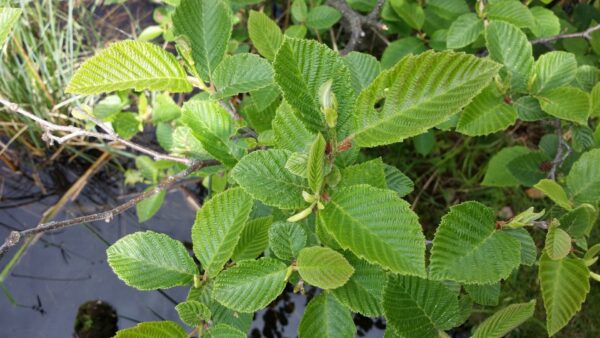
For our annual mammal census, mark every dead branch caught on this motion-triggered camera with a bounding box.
[547,119,572,180]
[531,23,600,45]
[0,95,192,165]
[326,0,385,55]
[0,159,218,260]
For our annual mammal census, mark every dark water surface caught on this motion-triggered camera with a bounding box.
[0,167,384,338]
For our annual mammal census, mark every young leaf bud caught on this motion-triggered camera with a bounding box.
[287,205,314,222]
[302,190,317,203]
[506,207,545,228]
[319,79,338,128]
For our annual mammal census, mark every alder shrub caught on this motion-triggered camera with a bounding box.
[5,0,600,337]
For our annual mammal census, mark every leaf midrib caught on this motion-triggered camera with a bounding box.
[110,251,195,277]
[69,76,189,91]
[327,199,420,273]
[435,228,498,275]
[352,64,497,138]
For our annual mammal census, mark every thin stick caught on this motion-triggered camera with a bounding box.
[531,23,600,45]
[547,119,572,180]
[0,151,111,281]
[0,95,192,165]
[0,126,28,157]
[326,0,385,55]
[0,159,218,260]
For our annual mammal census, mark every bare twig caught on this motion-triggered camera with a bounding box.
[531,23,600,45]
[532,221,549,230]
[0,152,111,280]
[0,95,192,165]
[547,119,572,180]
[326,0,385,54]
[0,159,218,259]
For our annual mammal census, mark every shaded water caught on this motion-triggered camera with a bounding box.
[0,165,384,337]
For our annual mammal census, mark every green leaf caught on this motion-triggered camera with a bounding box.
[268,221,307,261]
[153,94,181,123]
[530,6,560,38]
[545,222,572,260]
[464,283,500,306]
[172,0,232,81]
[250,83,281,112]
[351,51,500,147]
[390,0,425,30]
[537,86,590,125]
[285,25,307,38]
[297,246,354,289]
[319,185,426,276]
[427,0,469,21]
[291,0,308,22]
[487,0,534,29]
[514,95,549,121]
[559,204,598,238]
[232,149,309,209]
[175,300,211,327]
[273,38,355,132]
[205,324,246,338]
[332,252,386,316]
[343,52,381,93]
[113,112,141,140]
[380,37,427,70]
[213,257,288,313]
[285,152,309,177]
[413,131,435,156]
[575,65,600,92]
[507,151,549,187]
[171,126,211,160]
[456,85,517,136]
[308,134,326,193]
[243,101,278,137]
[138,25,162,42]
[485,20,533,92]
[107,231,198,290]
[187,282,252,332]
[136,156,160,182]
[181,100,237,167]
[539,253,590,336]
[298,292,355,338]
[248,10,283,61]
[591,82,600,117]
[383,164,414,197]
[192,188,253,278]
[529,51,578,94]
[567,149,600,204]
[232,216,272,262]
[383,275,460,338]
[429,201,521,284]
[93,95,124,120]
[156,122,174,151]
[504,228,537,266]
[213,54,273,99]
[471,300,536,338]
[114,321,186,338]
[66,41,191,94]
[0,8,22,47]
[339,158,387,189]
[347,0,377,12]
[446,13,483,49]
[306,5,342,30]
[136,188,166,223]
[272,101,316,152]
[534,179,573,210]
